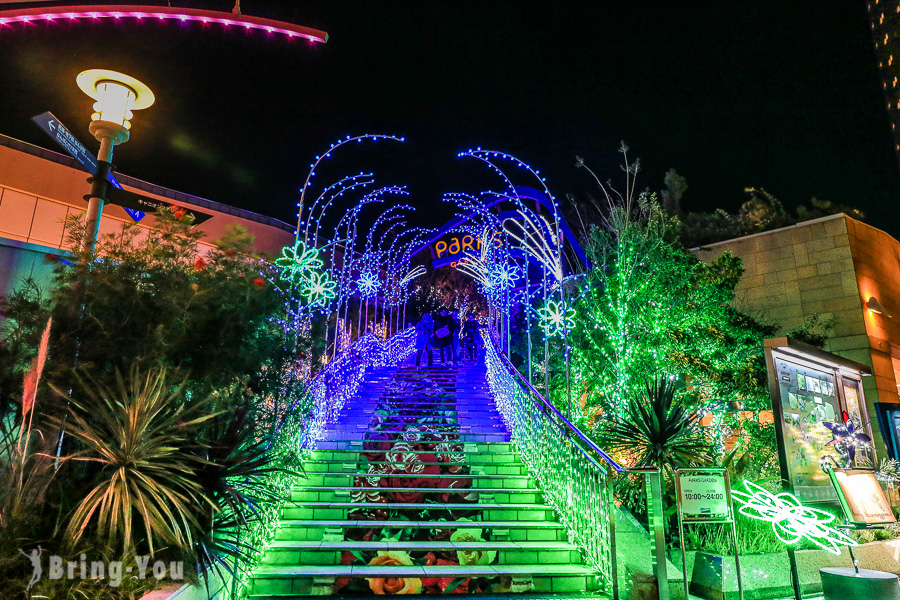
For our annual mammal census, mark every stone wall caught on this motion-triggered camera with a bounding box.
[693,214,900,455]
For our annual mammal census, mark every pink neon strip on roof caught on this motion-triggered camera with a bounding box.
[0,4,328,43]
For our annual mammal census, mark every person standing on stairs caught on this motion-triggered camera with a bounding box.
[415,312,435,367]
[433,308,454,364]
[461,313,483,362]
[450,309,461,365]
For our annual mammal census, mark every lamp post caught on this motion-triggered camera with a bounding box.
[76,69,154,252]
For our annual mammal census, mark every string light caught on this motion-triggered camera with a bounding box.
[0,6,329,42]
[400,265,426,286]
[537,299,576,338]
[296,133,405,234]
[357,271,381,297]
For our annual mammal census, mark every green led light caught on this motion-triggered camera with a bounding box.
[275,240,323,286]
[537,299,575,338]
[303,270,337,305]
[731,480,858,555]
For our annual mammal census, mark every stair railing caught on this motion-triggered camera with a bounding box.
[231,327,416,599]
[482,333,669,600]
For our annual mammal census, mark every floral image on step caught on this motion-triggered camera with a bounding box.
[336,375,504,595]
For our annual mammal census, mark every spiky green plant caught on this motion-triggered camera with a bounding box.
[192,402,287,586]
[50,369,217,555]
[599,376,711,474]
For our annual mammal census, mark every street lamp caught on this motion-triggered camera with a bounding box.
[76,69,154,252]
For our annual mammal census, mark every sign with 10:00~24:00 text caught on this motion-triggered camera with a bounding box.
[677,471,730,522]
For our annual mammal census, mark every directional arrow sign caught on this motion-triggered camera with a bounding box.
[104,186,212,226]
[31,111,145,222]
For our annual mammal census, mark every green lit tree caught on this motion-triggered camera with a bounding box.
[570,149,778,423]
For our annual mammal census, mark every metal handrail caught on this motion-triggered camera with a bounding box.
[237,328,416,598]
[482,332,616,595]
[495,344,627,473]
[484,331,670,600]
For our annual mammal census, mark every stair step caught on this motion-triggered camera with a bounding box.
[343,412,502,418]
[315,440,513,451]
[285,501,548,510]
[267,540,576,551]
[333,425,506,433]
[321,432,510,442]
[300,472,530,480]
[309,448,519,458]
[305,461,527,473]
[277,520,563,529]
[292,486,540,493]
[254,564,595,578]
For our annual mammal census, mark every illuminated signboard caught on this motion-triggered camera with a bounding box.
[764,337,872,503]
[433,234,479,260]
[432,232,503,265]
[676,470,731,522]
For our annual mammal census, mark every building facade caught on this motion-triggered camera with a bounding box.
[868,0,900,168]
[695,213,900,459]
[0,133,295,299]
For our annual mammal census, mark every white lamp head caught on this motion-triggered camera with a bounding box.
[76,69,154,130]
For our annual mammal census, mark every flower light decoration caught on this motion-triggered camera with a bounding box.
[272,239,337,317]
[731,480,857,555]
[536,299,576,338]
[275,240,322,286]
[489,263,520,289]
[824,411,872,466]
[357,271,381,297]
[304,271,337,306]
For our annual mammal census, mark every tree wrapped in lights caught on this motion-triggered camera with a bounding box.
[570,146,777,422]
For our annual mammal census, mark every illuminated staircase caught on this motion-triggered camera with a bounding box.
[248,358,604,598]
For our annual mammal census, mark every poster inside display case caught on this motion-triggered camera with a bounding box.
[773,358,842,501]
[764,338,872,504]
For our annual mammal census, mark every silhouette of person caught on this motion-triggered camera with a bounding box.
[19,546,42,591]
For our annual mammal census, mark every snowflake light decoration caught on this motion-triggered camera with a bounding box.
[731,480,857,555]
[824,411,872,465]
[304,271,337,306]
[536,299,576,337]
[275,240,323,286]
[489,264,520,289]
[357,272,381,297]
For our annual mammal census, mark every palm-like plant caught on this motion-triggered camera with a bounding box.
[599,376,711,473]
[192,402,286,584]
[50,369,216,555]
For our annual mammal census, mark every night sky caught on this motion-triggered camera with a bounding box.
[0,1,898,237]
